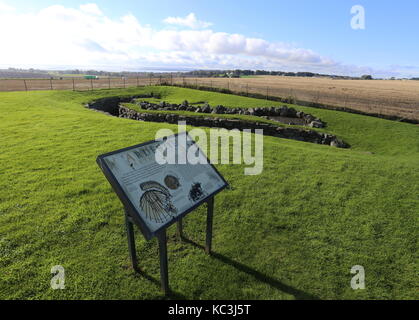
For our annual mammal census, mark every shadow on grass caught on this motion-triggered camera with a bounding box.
[131,267,187,300]
[130,236,319,300]
[181,237,320,300]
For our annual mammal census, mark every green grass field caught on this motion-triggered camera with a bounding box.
[0,86,417,300]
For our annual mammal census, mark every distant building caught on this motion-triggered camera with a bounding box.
[84,75,98,79]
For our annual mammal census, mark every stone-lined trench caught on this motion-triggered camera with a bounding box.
[136,100,327,128]
[86,95,349,148]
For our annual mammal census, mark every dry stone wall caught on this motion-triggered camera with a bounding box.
[85,96,348,148]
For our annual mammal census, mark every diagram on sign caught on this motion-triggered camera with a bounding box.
[139,181,177,223]
[164,174,181,190]
[188,182,206,202]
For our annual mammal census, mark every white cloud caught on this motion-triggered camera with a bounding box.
[0,1,14,12]
[0,2,411,77]
[79,3,103,16]
[164,13,212,29]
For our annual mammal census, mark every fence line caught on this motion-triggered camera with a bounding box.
[0,77,158,92]
[0,76,417,121]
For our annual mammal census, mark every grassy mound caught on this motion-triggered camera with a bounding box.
[0,86,417,299]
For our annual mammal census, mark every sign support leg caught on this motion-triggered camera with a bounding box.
[176,219,183,240]
[125,212,138,271]
[157,230,170,295]
[205,197,214,255]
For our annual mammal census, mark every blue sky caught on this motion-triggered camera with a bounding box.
[1,0,418,77]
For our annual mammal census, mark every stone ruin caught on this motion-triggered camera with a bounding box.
[137,100,326,128]
[85,96,348,148]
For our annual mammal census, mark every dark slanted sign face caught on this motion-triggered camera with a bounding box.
[97,132,228,240]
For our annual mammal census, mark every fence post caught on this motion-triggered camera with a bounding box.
[195,78,198,88]
[123,77,126,88]
[266,86,269,100]
[315,90,320,103]
[149,74,152,86]
[72,78,75,91]
[227,80,230,90]
[170,73,173,85]
[23,79,27,91]
[183,77,186,86]
[159,76,162,85]
[108,77,111,89]
[136,76,139,87]
[50,78,53,90]
[246,83,249,96]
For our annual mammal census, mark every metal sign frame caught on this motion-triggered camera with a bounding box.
[96,132,228,240]
[96,132,228,295]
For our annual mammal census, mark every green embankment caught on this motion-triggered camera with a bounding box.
[0,86,417,299]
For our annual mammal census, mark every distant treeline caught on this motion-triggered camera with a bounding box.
[0,68,52,79]
[1,67,418,80]
[184,69,351,78]
[51,69,381,81]
[54,69,340,79]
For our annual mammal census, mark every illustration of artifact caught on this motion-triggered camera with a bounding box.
[188,182,206,202]
[139,181,177,223]
[164,175,181,190]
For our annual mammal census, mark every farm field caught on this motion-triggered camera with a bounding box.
[1,76,418,122]
[186,76,419,121]
[0,86,418,300]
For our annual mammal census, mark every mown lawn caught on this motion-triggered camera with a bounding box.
[0,86,417,300]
